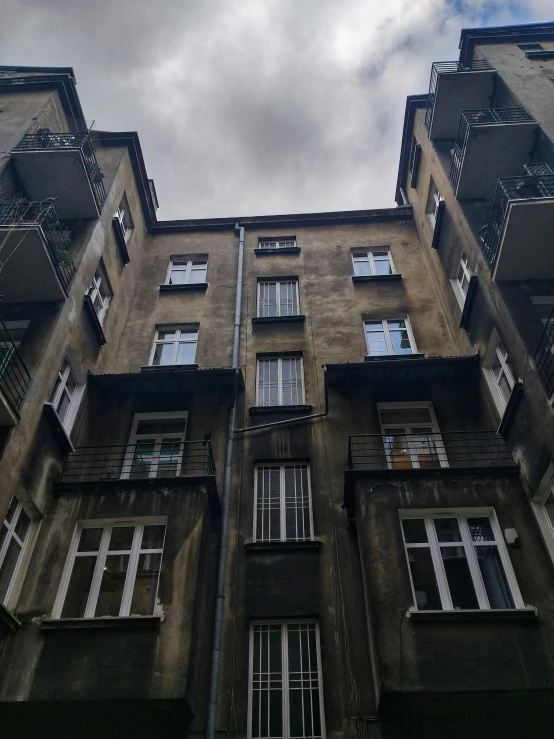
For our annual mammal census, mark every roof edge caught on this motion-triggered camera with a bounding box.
[459,21,554,60]
[394,94,428,205]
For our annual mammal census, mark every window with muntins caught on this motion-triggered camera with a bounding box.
[115,192,134,242]
[254,464,313,542]
[426,178,442,228]
[352,249,394,277]
[456,252,473,300]
[257,357,304,406]
[378,403,447,469]
[364,318,415,356]
[490,339,516,408]
[258,238,297,250]
[166,258,207,285]
[258,280,299,317]
[249,621,325,739]
[122,412,188,479]
[50,357,85,434]
[87,264,112,326]
[400,511,522,611]
[150,326,198,366]
[0,496,32,606]
[56,520,166,619]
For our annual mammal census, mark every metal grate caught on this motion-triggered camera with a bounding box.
[0,315,31,413]
[535,303,554,395]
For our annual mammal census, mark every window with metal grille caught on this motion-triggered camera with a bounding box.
[258,280,299,317]
[150,326,198,366]
[0,496,33,606]
[249,621,325,739]
[87,263,112,325]
[114,192,134,242]
[254,464,313,542]
[166,258,208,285]
[352,249,395,277]
[256,357,305,406]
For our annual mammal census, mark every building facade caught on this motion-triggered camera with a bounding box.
[0,20,554,739]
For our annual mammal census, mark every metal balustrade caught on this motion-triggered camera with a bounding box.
[348,431,515,471]
[425,60,494,131]
[535,303,554,395]
[0,315,31,413]
[58,439,216,484]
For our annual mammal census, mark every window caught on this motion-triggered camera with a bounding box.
[49,357,85,435]
[364,318,416,356]
[483,331,516,415]
[426,178,442,227]
[0,496,33,606]
[258,238,297,250]
[166,257,208,285]
[254,464,313,542]
[400,510,523,611]
[54,520,166,619]
[114,192,134,242]
[378,402,447,469]
[248,621,325,739]
[543,487,554,537]
[256,357,305,406]
[518,43,543,51]
[87,263,112,326]
[150,326,198,366]
[531,295,554,326]
[121,412,188,479]
[257,280,299,317]
[451,251,473,308]
[352,249,395,277]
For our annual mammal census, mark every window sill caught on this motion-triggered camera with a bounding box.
[0,603,21,632]
[140,364,199,372]
[112,217,131,264]
[252,315,305,325]
[254,247,300,256]
[364,353,424,362]
[159,283,208,293]
[352,274,402,283]
[83,295,107,346]
[245,540,321,553]
[41,616,162,630]
[43,402,75,453]
[408,606,537,622]
[249,405,312,415]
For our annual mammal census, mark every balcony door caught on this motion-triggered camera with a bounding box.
[378,402,448,469]
[121,412,188,480]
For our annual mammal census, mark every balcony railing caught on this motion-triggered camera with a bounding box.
[450,108,535,190]
[535,304,554,395]
[58,439,216,485]
[0,199,75,293]
[425,60,494,131]
[0,315,31,413]
[348,431,515,471]
[481,175,554,270]
[13,132,106,212]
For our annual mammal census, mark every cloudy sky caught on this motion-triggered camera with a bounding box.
[1,0,552,219]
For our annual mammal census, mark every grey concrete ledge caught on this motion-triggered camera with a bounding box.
[159,283,208,293]
[249,405,313,415]
[0,603,21,632]
[140,364,199,372]
[364,353,425,362]
[254,247,301,256]
[408,607,537,622]
[245,540,322,553]
[252,315,305,325]
[352,274,403,283]
[41,616,162,630]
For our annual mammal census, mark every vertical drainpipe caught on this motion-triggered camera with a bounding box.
[206,221,245,739]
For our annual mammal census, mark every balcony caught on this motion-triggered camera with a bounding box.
[12,131,106,219]
[425,60,496,140]
[449,108,537,199]
[0,200,75,301]
[481,175,554,280]
[0,315,31,425]
[535,306,554,395]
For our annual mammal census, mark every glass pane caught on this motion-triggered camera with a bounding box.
[130,552,162,615]
[94,554,130,617]
[129,441,155,479]
[157,329,178,341]
[5,497,18,524]
[402,518,428,544]
[169,266,187,285]
[0,539,22,603]
[385,432,412,469]
[61,556,97,618]
[373,253,392,275]
[285,466,310,541]
[190,262,207,283]
[389,324,412,355]
[434,518,461,543]
[13,507,31,542]
[256,467,281,542]
[497,372,512,404]
[141,525,165,550]
[380,407,432,425]
[353,257,371,276]
[468,517,495,542]
[366,327,388,356]
[56,389,72,424]
[252,625,283,739]
[279,282,298,317]
[0,525,7,553]
[78,528,103,552]
[545,493,554,532]
[259,359,279,407]
[412,431,440,468]
[65,370,77,395]
[176,341,197,365]
[441,546,479,609]
[281,358,302,405]
[476,546,515,609]
[157,439,182,477]
[108,526,134,551]
[406,547,442,610]
[259,283,277,317]
[152,343,175,366]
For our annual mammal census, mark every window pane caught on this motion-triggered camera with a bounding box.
[406,547,442,610]
[108,526,134,551]
[282,358,302,405]
[440,546,479,609]
[434,518,461,543]
[78,528,103,552]
[373,252,392,275]
[259,359,279,406]
[13,508,31,542]
[56,389,72,424]
[284,466,311,541]
[190,262,207,283]
[169,265,187,285]
[141,525,165,550]
[61,556,97,618]
[366,327,388,356]
[279,282,298,317]
[412,430,440,468]
[94,554,130,617]
[468,517,495,542]
[288,623,320,739]
[385,433,412,469]
[380,407,432,425]
[259,283,277,317]
[252,625,283,739]
[157,329,178,341]
[544,493,554,532]
[256,467,281,542]
[157,439,182,477]
[389,321,412,354]
[176,341,197,365]
[135,419,186,435]
[152,343,175,366]
[130,552,162,615]
[129,440,155,479]
[5,497,18,524]
[0,538,22,602]
[476,546,515,609]
[402,518,428,544]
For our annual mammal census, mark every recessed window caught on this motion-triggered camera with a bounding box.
[400,510,522,611]
[249,621,325,739]
[114,192,134,243]
[49,357,86,435]
[451,251,473,309]
[258,238,297,250]
[257,280,299,317]
[426,177,442,228]
[256,356,305,407]
[352,249,395,277]
[87,263,112,326]
[483,331,516,416]
[0,496,33,606]
[166,257,207,285]
[254,464,313,542]
[518,43,543,51]
[54,520,166,619]
[364,318,416,356]
[150,326,198,366]
[378,402,447,469]
[122,412,188,480]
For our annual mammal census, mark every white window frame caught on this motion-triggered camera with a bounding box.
[364,316,417,357]
[352,248,395,277]
[114,192,134,242]
[378,401,448,469]
[253,464,314,542]
[52,517,166,620]
[165,257,208,286]
[0,496,35,608]
[426,178,442,228]
[400,508,524,611]
[87,263,112,326]
[247,619,326,739]
[256,356,306,407]
[451,251,473,310]
[483,329,516,418]
[121,411,188,480]
[530,466,554,567]
[257,279,300,318]
[258,238,297,250]
[149,326,199,367]
[49,356,86,436]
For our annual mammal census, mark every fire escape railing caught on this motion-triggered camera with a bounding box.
[0,315,31,413]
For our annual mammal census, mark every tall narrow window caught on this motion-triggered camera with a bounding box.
[364,318,416,356]
[114,192,134,242]
[55,520,166,619]
[150,326,198,366]
[352,249,395,277]
[0,496,33,606]
[426,178,442,228]
[49,357,85,435]
[400,510,522,611]
[378,403,447,469]
[257,357,304,406]
[166,258,208,285]
[121,412,188,480]
[249,621,325,739]
[484,332,516,415]
[258,280,299,317]
[87,263,112,326]
[254,464,313,542]
[453,251,473,307]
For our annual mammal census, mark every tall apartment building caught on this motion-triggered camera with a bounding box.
[0,20,554,739]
